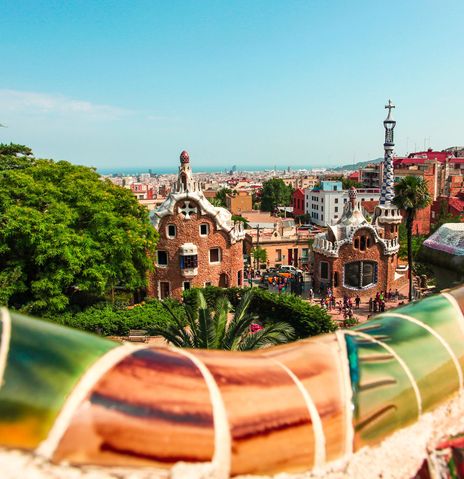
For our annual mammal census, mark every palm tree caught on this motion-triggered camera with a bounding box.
[151,290,295,350]
[393,176,432,302]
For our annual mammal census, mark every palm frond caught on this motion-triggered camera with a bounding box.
[211,295,230,349]
[238,322,296,351]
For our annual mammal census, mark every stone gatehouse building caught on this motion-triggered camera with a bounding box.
[148,151,245,299]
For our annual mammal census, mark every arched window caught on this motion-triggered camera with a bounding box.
[366,237,371,248]
[360,236,366,251]
[354,238,359,249]
[344,261,377,289]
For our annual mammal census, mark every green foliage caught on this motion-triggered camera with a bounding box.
[431,198,463,233]
[251,246,267,264]
[231,214,249,228]
[151,290,295,350]
[0,144,159,314]
[393,176,432,301]
[183,286,336,339]
[215,187,233,207]
[398,224,425,260]
[48,298,185,336]
[342,316,359,328]
[340,177,363,189]
[393,176,432,214]
[260,178,292,212]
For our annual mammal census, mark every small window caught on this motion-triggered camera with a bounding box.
[335,198,338,204]
[183,281,191,290]
[360,236,366,251]
[237,270,242,286]
[320,261,329,280]
[200,223,209,236]
[344,198,347,203]
[354,238,359,249]
[204,281,212,287]
[209,248,221,263]
[180,254,198,269]
[335,207,338,212]
[157,251,168,266]
[366,237,371,248]
[167,224,176,238]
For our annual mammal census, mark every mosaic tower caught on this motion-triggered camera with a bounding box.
[373,100,402,239]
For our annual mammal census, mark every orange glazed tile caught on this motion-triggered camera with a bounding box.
[53,347,215,468]
[192,349,315,476]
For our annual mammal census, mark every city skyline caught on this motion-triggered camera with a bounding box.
[1,0,463,169]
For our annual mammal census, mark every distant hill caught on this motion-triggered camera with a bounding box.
[332,157,383,172]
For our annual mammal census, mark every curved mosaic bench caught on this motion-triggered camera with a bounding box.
[1,286,464,478]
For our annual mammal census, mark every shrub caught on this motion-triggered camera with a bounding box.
[46,298,185,336]
[183,287,336,339]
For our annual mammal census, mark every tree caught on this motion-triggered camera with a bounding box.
[431,198,463,233]
[340,177,363,189]
[0,144,159,313]
[251,246,267,268]
[151,290,295,350]
[260,179,292,212]
[231,214,249,228]
[215,187,233,207]
[393,176,432,302]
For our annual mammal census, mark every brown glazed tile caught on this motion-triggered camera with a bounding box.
[192,349,315,476]
[262,335,348,462]
[53,347,215,468]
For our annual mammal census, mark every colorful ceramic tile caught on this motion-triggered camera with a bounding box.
[393,294,464,374]
[0,312,116,449]
[262,335,348,462]
[192,349,315,476]
[53,347,215,468]
[345,332,420,449]
[352,314,460,411]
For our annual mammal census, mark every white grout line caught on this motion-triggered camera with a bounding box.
[442,292,464,338]
[0,308,12,391]
[335,330,354,457]
[173,348,231,479]
[377,311,463,389]
[36,343,143,459]
[345,330,423,415]
[271,358,326,467]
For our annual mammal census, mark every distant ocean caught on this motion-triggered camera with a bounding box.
[97,165,316,175]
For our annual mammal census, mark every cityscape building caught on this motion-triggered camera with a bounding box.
[148,151,245,299]
[304,181,380,227]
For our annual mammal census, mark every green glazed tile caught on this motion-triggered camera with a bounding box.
[353,314,460,411]
[394,294,464,374]
[346,333,419,450]
[0,313,116,449]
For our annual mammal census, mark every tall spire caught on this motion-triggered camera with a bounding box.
[380,100,396,205]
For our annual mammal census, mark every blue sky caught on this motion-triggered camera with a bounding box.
[1,0,463,170]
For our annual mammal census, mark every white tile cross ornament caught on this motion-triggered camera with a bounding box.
[179,201,197,219]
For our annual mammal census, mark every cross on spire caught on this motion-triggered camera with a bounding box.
[385,99,395,116]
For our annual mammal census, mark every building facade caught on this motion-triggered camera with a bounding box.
[312,101,407,298]
[304,181,380,227]
[226,191,253,215]
[148,151,245,299]
[292,188,305,217]
[244,219,314,270]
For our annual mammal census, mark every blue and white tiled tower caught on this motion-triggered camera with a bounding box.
[372,101,403,236]
[380,100,396,205]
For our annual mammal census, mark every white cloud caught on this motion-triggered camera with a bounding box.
[0,89,131,120]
